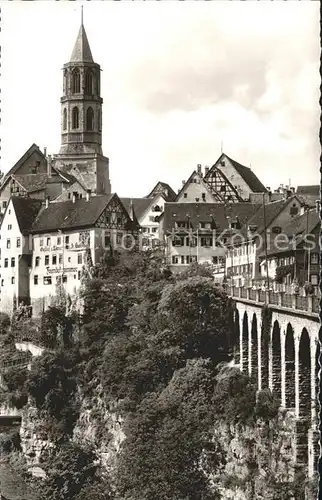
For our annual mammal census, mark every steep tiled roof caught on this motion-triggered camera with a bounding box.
[14,173,67,193]
[70,23,94,63]
[259,209,320,257]
[296,185,320,195]
[296,194,320,208]
[175,170,223,203]
[246,197,301,236]
[2,144,45,183]
[121,197,152,219]
[11,197,43,235]
[162,202,261,232]
[225,155,267,193]
[30,194,117,233]
[146,182,177,202]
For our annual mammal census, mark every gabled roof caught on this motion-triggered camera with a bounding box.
[162,202,262,233]
[296,194,320,208]
[120,197,152,220]
[246,196,302,235]
[2,144,46,183]
[70,23,94,63]
[175,170,224,203]
[146,182,177,202]
[259,209,320,257]
[10,197,43,235]
[30,194,119,233]
[203,164,243,202]
[215,153,267,193]
[14,173,67,193]
[296,185,320,196]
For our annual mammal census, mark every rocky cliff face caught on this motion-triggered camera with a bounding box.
[205,409,299,499]
[20,406,55,468]
[18,396,316,499]
[72,386,125,480]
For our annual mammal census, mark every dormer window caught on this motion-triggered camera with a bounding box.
[290,204,299,216]
[248,224,258,233]
[272,226,282,234]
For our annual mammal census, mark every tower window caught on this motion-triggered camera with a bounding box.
[63,108,67,130]
[72,107,79,129]
[85,70,93,95]
[86,107,94,131]
[63,69,68,93]
[97,110,101,131]
[72,68,80,93]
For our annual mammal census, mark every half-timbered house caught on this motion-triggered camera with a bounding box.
[26,193,139,315]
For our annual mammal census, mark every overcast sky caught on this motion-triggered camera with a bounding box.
[0,1,320,197]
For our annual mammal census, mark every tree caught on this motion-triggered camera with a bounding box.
[115,359,219,500]
[40,306,76,348]
[25,349,81,439]
[39,443,98,500]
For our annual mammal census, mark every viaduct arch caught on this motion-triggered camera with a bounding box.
[230,295,320,478]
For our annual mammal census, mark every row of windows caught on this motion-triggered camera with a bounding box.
[229,245,254,257]
[1,277,15,285]
[174,221,213,230]
[277,256,295,267]
[227,264,254,276]
[172,236,213,247]
[65,68,97,95]
[182,192,207,200]
[5,238,21,249]
[35,271,82,286]
[143,227,158,234]
[63,107,100,132]
[36,253,83,266]
[3,257,16,268]
[172,255,198,265]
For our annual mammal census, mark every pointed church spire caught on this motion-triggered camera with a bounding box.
[70,13,94,63]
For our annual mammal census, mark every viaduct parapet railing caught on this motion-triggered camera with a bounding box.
[226,285,320,316]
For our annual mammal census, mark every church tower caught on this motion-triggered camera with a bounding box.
[54,14,111,195]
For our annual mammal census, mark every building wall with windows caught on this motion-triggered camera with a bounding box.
[176,172,217,203]
[0,200,31,313]
[140,194,165,243]
[29,224,134,316]
[30,228,95,315]
[225,242,257,282]
[165,227,226,271]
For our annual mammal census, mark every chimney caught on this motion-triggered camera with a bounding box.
[197,164,202,174]
[44,147,47,157]
[205,166,210,176]
[45,196,49,209]
[47,155,52,178]
[86,189,91,202]
[316,199,320,214]
[182,180,186,186]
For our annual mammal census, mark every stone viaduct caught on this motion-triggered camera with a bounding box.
[227,285,320,479]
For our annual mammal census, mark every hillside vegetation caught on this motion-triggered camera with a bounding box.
[0,251,311,500]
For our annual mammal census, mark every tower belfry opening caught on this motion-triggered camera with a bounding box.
[54,16,111,195]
